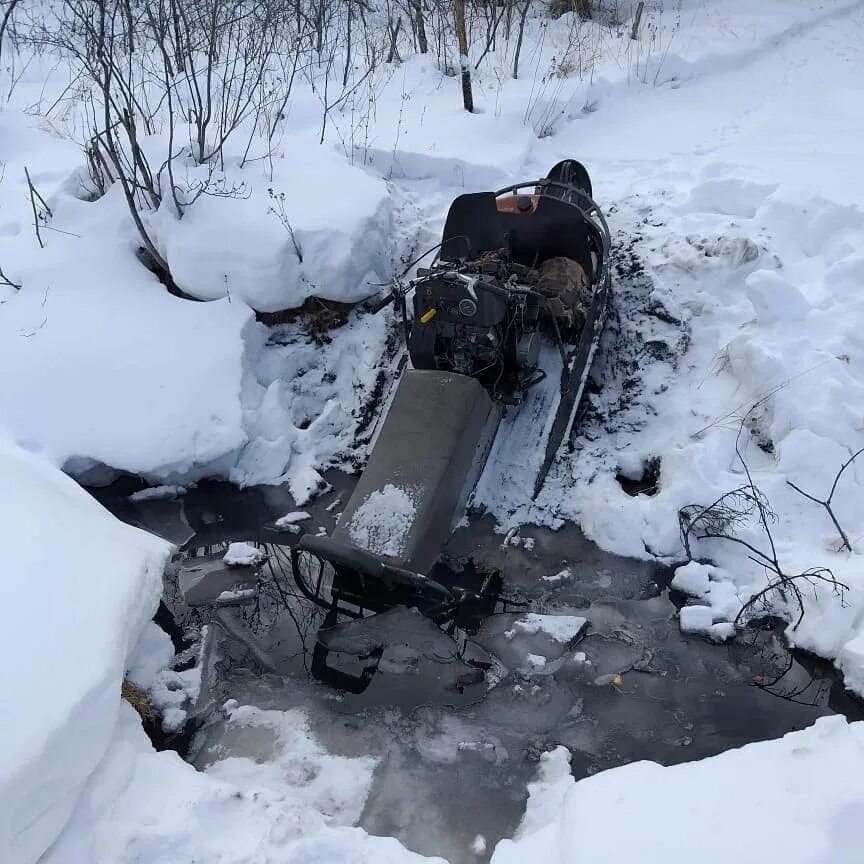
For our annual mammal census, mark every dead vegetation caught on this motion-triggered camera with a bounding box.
[679,403,850,631]
[121,679,153,721]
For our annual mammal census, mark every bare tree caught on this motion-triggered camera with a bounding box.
[512,0,530,79]
[452,0,472,111]
[0,0,20,59]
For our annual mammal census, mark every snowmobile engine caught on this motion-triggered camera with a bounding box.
[407,266,547,392]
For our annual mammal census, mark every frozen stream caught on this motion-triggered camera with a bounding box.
[95,477,863,864]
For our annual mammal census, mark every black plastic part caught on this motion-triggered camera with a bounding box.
[440,189,599,278]
[296,534,455,615]
[440,192,507,260]
[545,159,593,198]
[407,319,436,369]
[412,273,508,328]
[299,534,389,578]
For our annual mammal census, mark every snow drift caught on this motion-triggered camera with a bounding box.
[155,142,398,313]
[43,702,441,864]
[492,717,864,864]
[0,438,171,864]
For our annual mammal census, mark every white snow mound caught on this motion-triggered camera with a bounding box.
[492,717,864,864]
[509,614,588,643]
[223,542,266,566]
[43,703,442,864]
[0,439,171,864]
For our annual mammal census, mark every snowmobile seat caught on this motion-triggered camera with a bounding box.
[503,194,596,279]
[440,192,506,260]
[440,191,597,279]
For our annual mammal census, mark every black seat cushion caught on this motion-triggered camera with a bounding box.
[440,191,597,278]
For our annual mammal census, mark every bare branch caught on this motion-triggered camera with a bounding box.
[24,166,50,249]
[0,263,21,290]
[786,445,864,553]
[679,398,849,635]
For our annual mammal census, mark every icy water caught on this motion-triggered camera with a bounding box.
[95,476,863,864]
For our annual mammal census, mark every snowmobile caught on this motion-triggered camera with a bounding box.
[292,160,611,626]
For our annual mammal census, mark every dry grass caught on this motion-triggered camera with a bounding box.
[122,679,153,721]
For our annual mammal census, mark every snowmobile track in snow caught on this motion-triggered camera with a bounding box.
[474,211,692,527]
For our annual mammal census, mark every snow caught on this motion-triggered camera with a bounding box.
[0,438,171,864]
[542,569,571,583]
[525,653,547,669]
[129,485,188,502]
[207,704,377,824]
[348,484,418,559]
[491,717,864,864]
[126,621,201,733]
[671,561,713,597]
[3,1,864,861]
[744,269,811,324]
[156,142,397,313]
[275,511,311,527]
[217,588,258,603]
[223,542,266,567]
[43,702,442,864]
[126,621,176,689]
[679,604,715,636]
[274,511,312,533]
[508,614,588,643]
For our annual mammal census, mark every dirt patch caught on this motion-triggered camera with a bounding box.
[256,297,354,339]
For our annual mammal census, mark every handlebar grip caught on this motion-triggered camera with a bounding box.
[366,291,394,314]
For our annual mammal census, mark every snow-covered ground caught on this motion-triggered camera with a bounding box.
[43,701,441,864]
[2,1,864,863]
[493,717,864,864]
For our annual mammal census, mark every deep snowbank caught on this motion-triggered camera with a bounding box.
[0,116,392,496]
[492,717,864,864]
[154,140,399,313]
[0,439,171,864]
[43,702,442,864]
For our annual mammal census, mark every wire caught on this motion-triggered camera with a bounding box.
[396,232,474,281]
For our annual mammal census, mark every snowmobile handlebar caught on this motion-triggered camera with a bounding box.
[364,273,548,319]
[366,289,399,314]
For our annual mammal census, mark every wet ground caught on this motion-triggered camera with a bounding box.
[95,475,863,864]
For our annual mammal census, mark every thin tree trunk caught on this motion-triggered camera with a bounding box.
[512,0,529,79]
[630,1,645,39]
[413,0,428,53]
[0,0,22,61]
[452,0,473,112]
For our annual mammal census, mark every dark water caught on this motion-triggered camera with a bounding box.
[94,475,863,864]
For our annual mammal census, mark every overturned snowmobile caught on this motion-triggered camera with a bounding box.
[292,160,611,621]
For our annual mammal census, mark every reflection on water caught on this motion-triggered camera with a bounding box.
[93,478,864,864]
